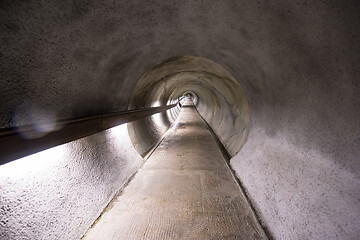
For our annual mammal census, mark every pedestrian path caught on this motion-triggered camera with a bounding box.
[83,99,267,240]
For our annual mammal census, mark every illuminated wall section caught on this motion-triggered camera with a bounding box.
[0,124,143,240]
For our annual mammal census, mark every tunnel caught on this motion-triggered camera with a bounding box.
[0,1,359,239]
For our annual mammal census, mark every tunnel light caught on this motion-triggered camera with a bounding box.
[108,123,128,140]
[0,124,130,179]
[0,144,66,179]
[151,113,167,133]
[152,112,162,127]
[151,100,161,107]
[180,98,186,105]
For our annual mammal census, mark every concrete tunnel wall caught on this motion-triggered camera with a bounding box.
[0,124,144,239]
[1,1,360,240]
[127,56,250,157]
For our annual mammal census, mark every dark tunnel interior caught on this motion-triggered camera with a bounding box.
[0,1,359,239]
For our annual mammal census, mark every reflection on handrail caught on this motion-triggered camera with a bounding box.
[0,104,178,165]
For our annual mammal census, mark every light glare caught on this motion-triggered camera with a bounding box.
[0,144,66,179]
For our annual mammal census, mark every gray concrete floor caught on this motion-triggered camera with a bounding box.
[83,100,267,240]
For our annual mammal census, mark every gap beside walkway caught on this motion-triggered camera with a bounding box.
[83,99,267,240]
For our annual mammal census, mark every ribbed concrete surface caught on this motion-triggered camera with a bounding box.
[83,100,267,240]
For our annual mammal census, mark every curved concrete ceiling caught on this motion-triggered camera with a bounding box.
[1,1,360,239]
[128,56,250,156]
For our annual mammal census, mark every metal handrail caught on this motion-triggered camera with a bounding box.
[0,103,179,165]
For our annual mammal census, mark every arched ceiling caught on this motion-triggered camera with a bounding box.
[1,1,360,239]
[128,55,249,156]
[2,0,359,173]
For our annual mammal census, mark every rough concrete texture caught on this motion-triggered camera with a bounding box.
[128,56,249,156]
[231,128,360,239]
[127,105,181,156]
[1,0,360,239]
[0,124,143,240]
[83,100,267,240]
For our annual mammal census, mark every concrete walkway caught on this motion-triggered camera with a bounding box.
[83,100,267,240]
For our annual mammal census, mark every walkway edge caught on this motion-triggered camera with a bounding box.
[194,106,274,240]
[82,112,182,239]
[143,113,180,159]
[80,159,146,239]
